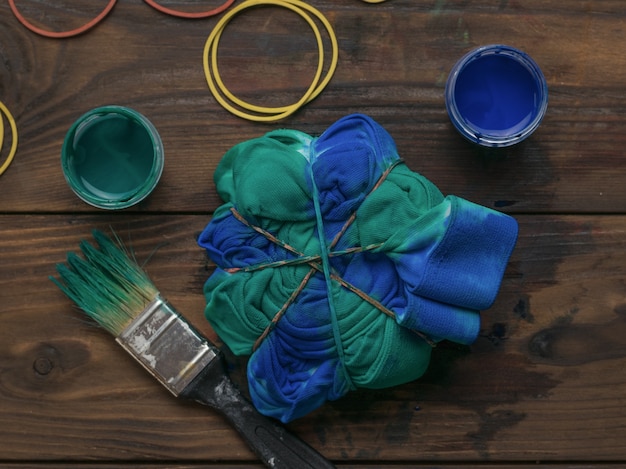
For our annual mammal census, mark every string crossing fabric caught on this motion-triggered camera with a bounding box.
[198,114,519,422]
[8,0,117,38]
[203,0,338,122]
[0,101,19,177]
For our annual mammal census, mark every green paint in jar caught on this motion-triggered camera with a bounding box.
[62,106,164,209]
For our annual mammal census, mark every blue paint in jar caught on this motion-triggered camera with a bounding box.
[445,45,548,147]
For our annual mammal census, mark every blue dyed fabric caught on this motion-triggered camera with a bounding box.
[198,114,518,422]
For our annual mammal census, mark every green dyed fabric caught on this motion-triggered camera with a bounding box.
[198,114,518,422]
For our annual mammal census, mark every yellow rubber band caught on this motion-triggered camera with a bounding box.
[0,101,18,177]
[0,106,4,154]
[210,0,324,116]
[203,0,338,122]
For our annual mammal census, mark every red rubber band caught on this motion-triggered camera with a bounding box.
[8,0,117,39]
[143,0,235,18]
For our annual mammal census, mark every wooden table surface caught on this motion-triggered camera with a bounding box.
[2,0,626,467]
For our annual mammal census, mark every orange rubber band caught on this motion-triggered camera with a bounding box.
[8,0,117,38]
[143,0,235,18]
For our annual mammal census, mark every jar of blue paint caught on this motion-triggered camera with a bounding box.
[445,44,548,147]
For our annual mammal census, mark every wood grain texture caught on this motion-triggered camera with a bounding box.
[0,466,614,469]
[2,1,626,213]
[2,215,626,463]
[2,0,626,466]
[0,466,616,469]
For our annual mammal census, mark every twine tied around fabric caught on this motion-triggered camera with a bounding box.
[225,159,436,357]
[198,113,518,422]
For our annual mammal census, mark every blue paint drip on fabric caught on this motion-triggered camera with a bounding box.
[198,113,519,422]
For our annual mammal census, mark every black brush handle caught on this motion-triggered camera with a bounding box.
[181,355,335,469]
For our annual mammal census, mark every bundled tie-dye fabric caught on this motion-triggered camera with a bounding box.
[198,114,518,423]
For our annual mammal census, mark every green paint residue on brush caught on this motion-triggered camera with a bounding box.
[51,230,158,335]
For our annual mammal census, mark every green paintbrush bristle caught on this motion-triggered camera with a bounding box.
[51,230,160,336]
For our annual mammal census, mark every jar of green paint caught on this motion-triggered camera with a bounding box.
[61,105,164,209]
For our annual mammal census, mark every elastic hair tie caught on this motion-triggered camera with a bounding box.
[8,0,117,38]
[203,0,338,122]
[143,0,235,19]
[0,101,19,177]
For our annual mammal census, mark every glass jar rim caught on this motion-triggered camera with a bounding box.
[445,44,548,148]
[61,105,164,209]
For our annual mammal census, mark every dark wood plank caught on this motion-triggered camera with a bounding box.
[2,214,626,463]
[3,0,626,466]
[0,466,617,469]
[2,1,626,213]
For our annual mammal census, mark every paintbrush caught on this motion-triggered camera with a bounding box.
[51,230,335,469]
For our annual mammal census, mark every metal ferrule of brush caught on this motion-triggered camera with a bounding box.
[116,296,218,396]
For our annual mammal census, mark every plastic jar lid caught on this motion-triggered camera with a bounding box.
[61,106,164,210]
[445,44,548,147]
